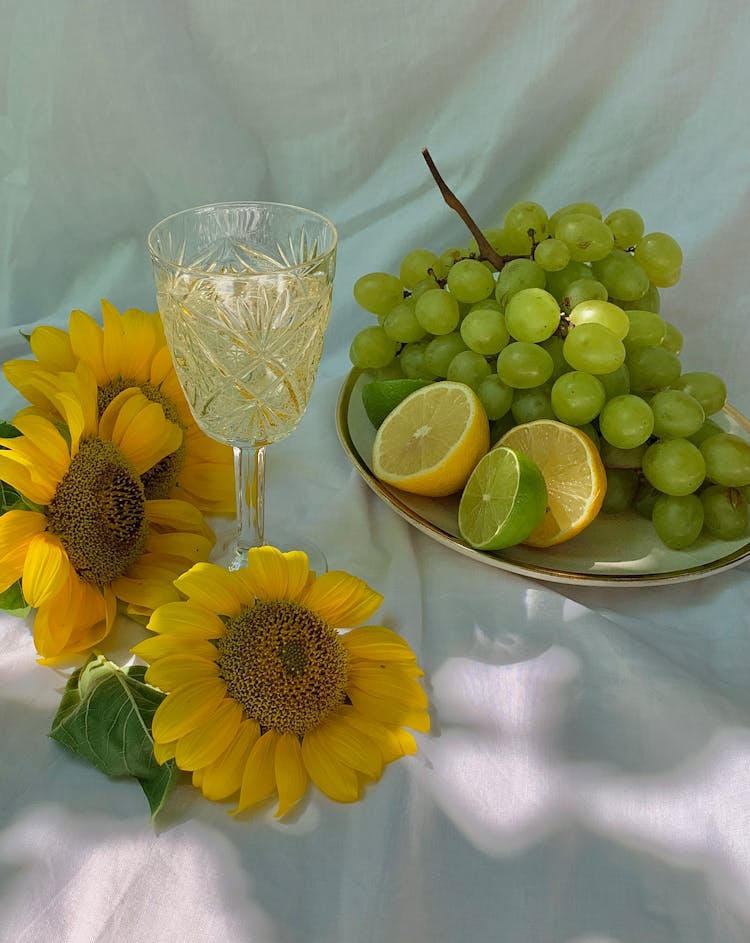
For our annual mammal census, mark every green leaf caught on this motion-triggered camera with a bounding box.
[50,654,180,818]
[0,580,28,615]
[0,420,20,439]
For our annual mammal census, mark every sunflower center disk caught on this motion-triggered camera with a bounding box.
[98,378,186,499]
[46,437,149,586]
[217,600,349,737]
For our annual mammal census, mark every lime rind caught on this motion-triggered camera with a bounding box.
[361,378,432,428]
[458,447,548,551]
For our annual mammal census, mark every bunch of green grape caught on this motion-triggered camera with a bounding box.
[349,200,750,550]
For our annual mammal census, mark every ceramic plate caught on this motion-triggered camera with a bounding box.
[336,369,750,587]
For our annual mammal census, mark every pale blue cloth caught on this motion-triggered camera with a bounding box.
[1,3,750,942]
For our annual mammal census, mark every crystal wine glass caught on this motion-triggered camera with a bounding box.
[147,201,337,571]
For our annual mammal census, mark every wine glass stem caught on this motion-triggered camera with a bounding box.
[234,444,266,557]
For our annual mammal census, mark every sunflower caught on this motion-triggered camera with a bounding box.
[0,363,215,661]
[132,546,429,817]
[2,299,235,514]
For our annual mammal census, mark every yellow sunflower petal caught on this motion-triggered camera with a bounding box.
[101,299,129,380]
[147,600,226,640]
[174,562,246,616]
[341,625,419,663]
[301,727,360,803]
[132,634,220,664]
[154,739,177,764]
[32,577,112,661]
[192,767,205,789]
[145,655,220,692]
[200,719,261,802]
[145,498,211,535]
[149,345,175,386]
[68,308,106,383]
[145,531,215,563]
[313,715,384,781]
[0,453,54,506]
[0,510,46,590]
[173,463,235,515]
[118,307,160,382]
[300,571,383,628]
[151,678,227,742]
[274,731,309,817]
[29,325,75,371]
[234,729,281,813]
[238,546,311,602]
[334,706,417,764]
[2,360,53,410]
[347,664,429,708]
[10,414,70,482]
[22,533,71,607]
[104,392,183,476]
[110,576,181,611]
[346,685,431,733]
[175,698,245,771]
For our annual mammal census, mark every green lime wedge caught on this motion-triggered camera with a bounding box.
[361,378,432,428]
[458,446,548,550]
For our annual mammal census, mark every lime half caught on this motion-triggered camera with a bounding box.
[362,379,432,428]
[458,446,548,550]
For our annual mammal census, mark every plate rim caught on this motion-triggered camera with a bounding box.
[335,368,750,588]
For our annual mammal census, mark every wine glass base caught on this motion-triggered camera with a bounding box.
[214,536,328,575]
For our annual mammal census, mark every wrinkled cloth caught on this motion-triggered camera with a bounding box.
[1,2,750,942]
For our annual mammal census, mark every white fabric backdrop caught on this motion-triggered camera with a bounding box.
[1,2,750,942]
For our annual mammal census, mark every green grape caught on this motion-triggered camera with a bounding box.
[353,272,404,316]
[495,258,546,308]
[688,417,724,446]
[414,288,460,335]
[533,238,571,272]
[604,208,645,250]
[700,485,749,539]
[598,363,631,399]
[460,307,510,355]
[410,275,442,300]
[398,340,438,380]
[550,371,606,425]
[626,345,681,393]
[623,309,666,349]
[504,201,548,245]
[590,249,650,301]
[601,468,639,514]
[424,332,468,377]
[642,438,706,496]
[634,232,683,281]
[561,278,608,313]
[369,360,405,381]
[650,266,681,289]
[490,411,516,444]
[439,246,466,271]
[539,334,569,381]
[599,394,655,448]
[699,433,750,487]
[399,249,442,288]
[477,374,514,420]
[549,202,602,230]
[511,386,555,423]
[544,260,592,303]
[554,213,614,262]
[467,227,516,257]
[349,325,398,369]
[599,440,648,468]
[504,288,561,342]
[659,321,683,354]
[382,299,427,343]
[569,299,630,339]
[496,341,554,388]
[446,350,492,390]
[446,258,496,303]
[563,322,626,374]
[652,493,704,550]
[633,480,661,519]
[615,283,661,313]
[578,423,600,448]
[650,389,705,438]
[672,371,726,415]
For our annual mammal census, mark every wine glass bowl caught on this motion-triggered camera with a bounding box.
[148,201,337,570]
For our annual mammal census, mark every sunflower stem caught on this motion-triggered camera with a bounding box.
[232,445,265,568]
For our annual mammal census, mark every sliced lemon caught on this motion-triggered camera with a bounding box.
[372,381,489,497]
[498,419,607,547]
[361,378,432,428]
[458,446,548,550]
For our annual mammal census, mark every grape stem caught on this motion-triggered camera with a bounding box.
[421,148,507,271]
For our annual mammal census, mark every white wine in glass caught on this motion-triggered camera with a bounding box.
[147,201,337,571]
